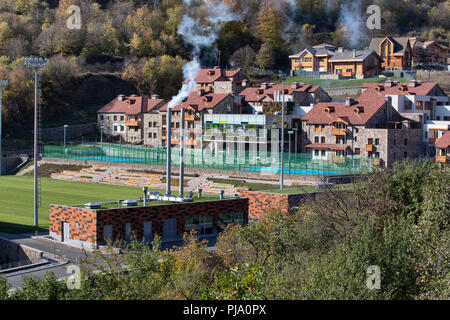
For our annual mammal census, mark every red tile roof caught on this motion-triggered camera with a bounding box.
[98,95,164,115]
[435,131,450,149]
[196,67,244,84]
[159,92,232,111]
[301,94,387,125]
[361,82,446,96]
[238,84,320,102]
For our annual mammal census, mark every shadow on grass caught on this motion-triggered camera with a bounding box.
[0,221,48,235]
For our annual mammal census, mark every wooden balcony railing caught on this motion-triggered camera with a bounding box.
[185,114,198,121]
[331,128,348,136]
[125,120,139,127]
[436,155,448,163]
[366,144,374,152]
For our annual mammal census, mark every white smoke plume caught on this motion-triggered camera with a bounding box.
[167,0,239,109]
[338,0,365,48]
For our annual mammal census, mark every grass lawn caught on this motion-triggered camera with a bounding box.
[0,176,201,234]
[284,76,409,88]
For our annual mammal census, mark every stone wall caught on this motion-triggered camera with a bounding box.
[49,198,249,246]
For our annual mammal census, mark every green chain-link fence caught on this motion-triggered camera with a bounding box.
[43,143,376,175]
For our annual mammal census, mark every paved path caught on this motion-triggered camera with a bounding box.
[0,232,91,289]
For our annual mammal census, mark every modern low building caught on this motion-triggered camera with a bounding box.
[49,197,249,248]
[300,95,423,168]
[369,37,412,71]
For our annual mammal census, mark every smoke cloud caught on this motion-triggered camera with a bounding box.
[167,0,240,109]
[338,0,364,48]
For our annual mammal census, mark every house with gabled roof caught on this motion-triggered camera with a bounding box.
[289,44,336,72]
[195,67,248,94]
[98,94,164,144]
[409,37,449,66]
[435,130,450,164]
[300,94,423,167]
[369,37,412,71]
[328,48,383,78]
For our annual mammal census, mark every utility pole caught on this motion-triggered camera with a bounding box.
[279,71,286,189]
[64,125,68,149]
[166,108,172,195]
[25,57,47,235]
[179,108,185,197]
[0,80,8,176]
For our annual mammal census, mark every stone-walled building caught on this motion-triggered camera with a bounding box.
[195,67,248,94]
[301,94,424,168]
[98,94,164,144]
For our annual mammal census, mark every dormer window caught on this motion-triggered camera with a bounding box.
[324,106,335,113]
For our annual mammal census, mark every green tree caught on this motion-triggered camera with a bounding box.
[256,42,275,69]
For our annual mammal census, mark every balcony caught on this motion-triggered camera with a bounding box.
[331,128,348,136]
[428,138,436,145]
[198,85,212,92]
[125,120,140,127]
[366,144,374,152]
[185,114,198,121]
[436,155,448,163]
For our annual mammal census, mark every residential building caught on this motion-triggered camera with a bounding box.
[289,44,336,72]
[97,94,164,144]
[369,37,412,71]
[238,82,331,114]
[435,130,450,164]
[158,91,238,147]
[195,67,248,94]
[409,37,449,66]
[300,95,423,168]
[361,80,449,155]
[328,48,383,78]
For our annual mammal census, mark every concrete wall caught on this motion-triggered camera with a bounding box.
[0,237,43,269]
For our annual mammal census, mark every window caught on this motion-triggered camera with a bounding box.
[321,137,325,143]
[354,136,357,142]
[114,116,117,121]
[404,138,408,146]
[368,138,373,145]
[185,216,213,235]
[415,101,423,110]
[315,125,319,132]
[375,138,379,145]
[404,100,412,110]
[355,148,360,155]
[218,212,244,230]
[314,150,319,156]
[346,69,352,73]
[321,150,326,157]
[321,125,325,132]
[114,125,117,131]
[120,116,124,121]
[404,151,407,158]
[355,128,359,133]
[314,136,319,143]
[100,115,104,121]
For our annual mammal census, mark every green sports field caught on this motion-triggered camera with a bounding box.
[0,176,154,234]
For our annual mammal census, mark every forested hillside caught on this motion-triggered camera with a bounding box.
[0,0,448,145]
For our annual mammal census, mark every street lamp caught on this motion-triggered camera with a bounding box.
[279,71,286,189]
[25,56,47,235]
[0,80,8,176]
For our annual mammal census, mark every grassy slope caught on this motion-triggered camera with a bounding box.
[284,76,409,88]
[0,176,159,234]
